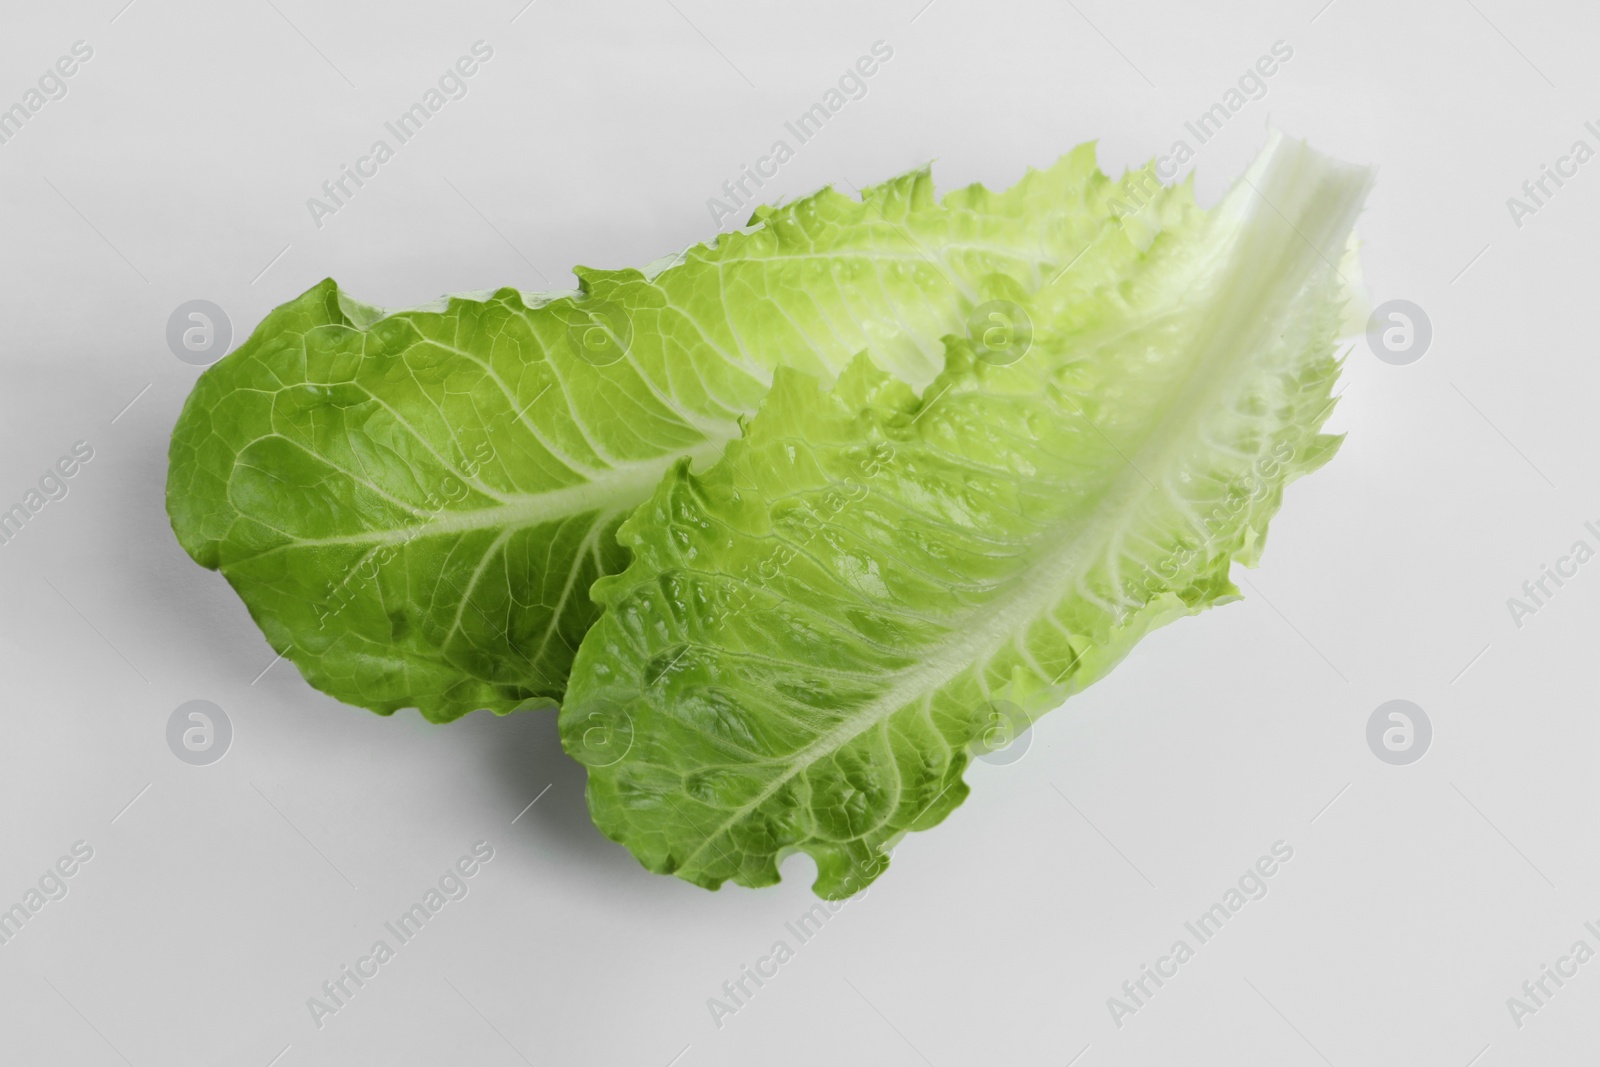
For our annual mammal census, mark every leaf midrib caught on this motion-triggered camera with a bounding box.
[668,175,1346,875]
[230,440,732,562]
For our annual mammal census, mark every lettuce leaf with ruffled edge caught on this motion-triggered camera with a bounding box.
[560,133,1371,897]
[166,148,1199,721]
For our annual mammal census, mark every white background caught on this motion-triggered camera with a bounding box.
[1,0,1595,1064]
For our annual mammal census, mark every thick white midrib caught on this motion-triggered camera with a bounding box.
[243,440,732,557]
[671,386,1209,875]
[673,143,1371,876]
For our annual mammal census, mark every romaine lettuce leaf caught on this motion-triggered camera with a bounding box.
[165,148,1197,721]
[559,133,1372,897]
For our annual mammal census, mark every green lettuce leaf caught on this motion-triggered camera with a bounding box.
[166,148,1197,721]
[559,133,1372,897]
